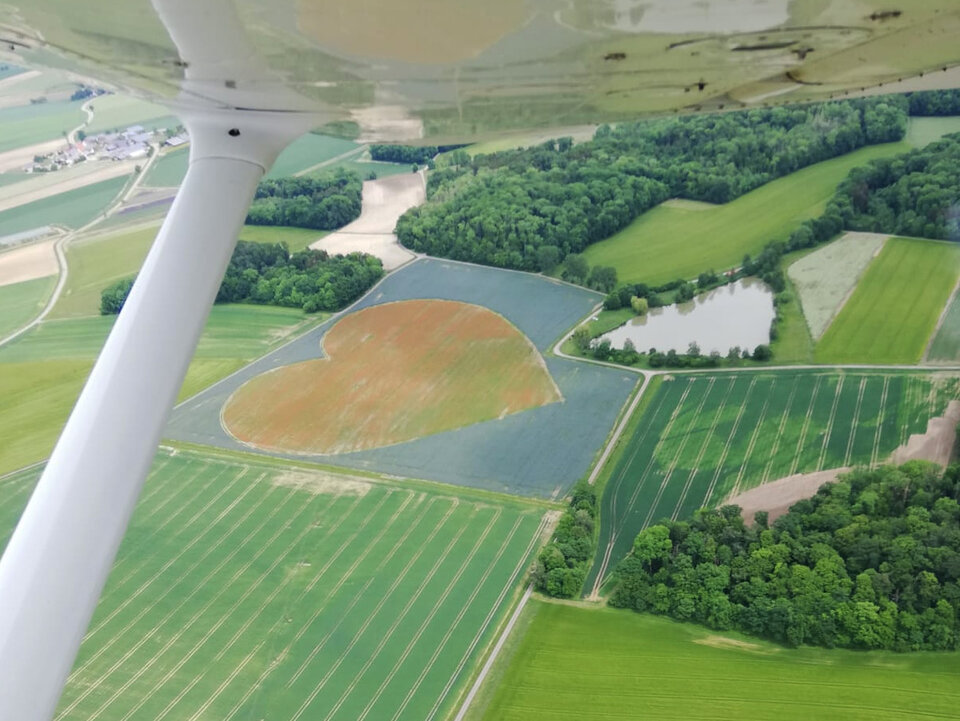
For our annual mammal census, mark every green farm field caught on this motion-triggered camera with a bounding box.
[907,116,960,148]
[477,601,960,721]
[928,292,960,362]
[0,305,319,475]
[238,224,326,253]
[83,94,174,134]
[0,175,128,237]
[815,238,960,364]
[0,99,84,153]
[586,370,960,593]
[0,276,55,339]
[581,141,909,286]
[0,450,546,721]
[142,147,188,187]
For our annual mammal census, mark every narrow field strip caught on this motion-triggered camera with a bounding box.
[817,376,845,469]
[843,377,868,466]
[762,375,800,483]
[790,376,823,477]
[872,377,891,466]
[729,378,775,499]
[703,377,758,505]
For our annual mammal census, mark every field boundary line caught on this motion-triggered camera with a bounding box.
[844,377,868,466]
[674,376,733,519]
[922,270,960,362]
[290,507,505,721]
[729,378,775,499]
[587,372,649,485]
[871,376,891,466]
[425,515,547,721]
[388,515,525,721]
[761,374,800,483]
[818,375,845,469]
[451,583,532,721]
[790,376,823,476]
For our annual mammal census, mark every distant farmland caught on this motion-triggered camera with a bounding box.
[477,601,960,721]
[0,450,547,721]
[586,370,960,593]
[816,238,960,364]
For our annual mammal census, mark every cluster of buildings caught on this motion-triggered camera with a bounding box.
[27,124,182,173]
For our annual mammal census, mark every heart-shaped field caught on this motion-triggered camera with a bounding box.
[222,299,561,454]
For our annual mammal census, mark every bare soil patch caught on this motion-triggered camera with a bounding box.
[311,173,423,270]
[725,467,850,525]
[694,635,772,653]
[223,299,561,455]
[890,399,960,467]
[272,470,370,496]
[0,239,58,287]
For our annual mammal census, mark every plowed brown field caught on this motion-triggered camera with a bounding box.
[222,299,561,454]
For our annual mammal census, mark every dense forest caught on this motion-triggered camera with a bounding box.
[907,88,960,116]
[532,481,598,598]
[101,240,382,315]
[395,98,908,273]
[610,463,960,652]
[369,144,438,164]
[246,170,361,230]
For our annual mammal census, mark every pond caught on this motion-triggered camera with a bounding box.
[599,278,775,355]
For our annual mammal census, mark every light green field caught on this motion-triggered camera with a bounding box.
[327,158,413,179]
[83,94,174,134]
[477,601,960,721]
[238,224,327,253]
[815,238,960,364]
[907,116,960,148]
[584,370,959,593]
[0,99,84,153]
[51,223,158,318]
[582,142,909,286]
[0,175,128,236]
[0,305,318,475]
[928,291,960,362]
[0,450,545,721]
[142,147,188,187]
[265,133,360,178]
[0,276,55,339]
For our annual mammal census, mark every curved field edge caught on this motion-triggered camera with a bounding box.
[815,238,960,364]
[474,600,960,721]
[581,142,909,286]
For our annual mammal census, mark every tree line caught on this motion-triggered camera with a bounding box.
[101,240,383,315]
[246,169,361,230]
[395,98,909,275]
[532,481,598,598]
[611,462,960,652]
[369,144,438,164]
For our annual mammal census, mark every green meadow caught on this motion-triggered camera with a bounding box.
[815,238,960,364]
[478,601,960,721]
[0,275,55,339]
[0,176,128,236]
[582,142,909,286]
[0,99,84,153]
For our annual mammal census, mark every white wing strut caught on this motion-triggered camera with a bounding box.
[0,111,309,719]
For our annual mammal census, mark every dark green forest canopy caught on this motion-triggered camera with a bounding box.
[101,240,383,315]
[395,98,908,274]
[610,462,960,652]
[369,144,438,164]
[246,169,362,231]
[533,481,598,599]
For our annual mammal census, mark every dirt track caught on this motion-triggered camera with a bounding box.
[0,239,58,287]
[310,172,423,269]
